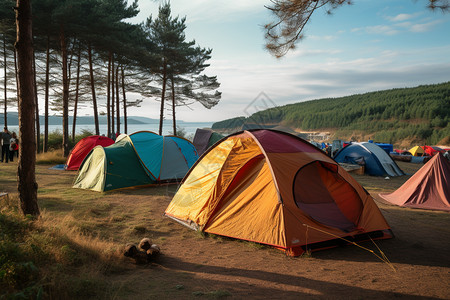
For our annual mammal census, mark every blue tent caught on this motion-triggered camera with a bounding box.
[368,140,394,154]
[334,142,404,177]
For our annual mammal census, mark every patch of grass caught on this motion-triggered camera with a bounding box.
[133,225,147,234]
[0,205,42,298]
[300,249,313,258]
[192,289,232,298]
[240,240,268,250]
[0,194,125,299]
[195,230,208,239]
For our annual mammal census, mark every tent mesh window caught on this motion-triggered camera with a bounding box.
[293,161,363,232]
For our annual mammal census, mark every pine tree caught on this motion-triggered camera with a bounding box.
[143,3,221,135]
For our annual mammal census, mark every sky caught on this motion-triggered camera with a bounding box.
[10,0,450,125]
[122,0,450,123]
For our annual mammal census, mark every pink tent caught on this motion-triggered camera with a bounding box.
[379,153,450,211]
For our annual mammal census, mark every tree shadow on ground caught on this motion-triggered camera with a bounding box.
[146,255,441,300]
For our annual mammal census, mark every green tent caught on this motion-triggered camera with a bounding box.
[73,131,198,192]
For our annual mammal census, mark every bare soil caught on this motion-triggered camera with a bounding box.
[1,160,449,299]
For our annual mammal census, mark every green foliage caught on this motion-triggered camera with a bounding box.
[213,82,450,145]
[142,2,221,134]
[169,126,188,138]
[40,129,95,151]
[211,116,246,130]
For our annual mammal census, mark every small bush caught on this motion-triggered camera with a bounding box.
[39,129,95,151]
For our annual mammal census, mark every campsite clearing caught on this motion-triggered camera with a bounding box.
[0,161,449,299]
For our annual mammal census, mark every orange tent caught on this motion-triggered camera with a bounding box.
[165,130,392,256]
[379,153,450,211]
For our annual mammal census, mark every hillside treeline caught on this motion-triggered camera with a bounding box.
[212,82,450,145]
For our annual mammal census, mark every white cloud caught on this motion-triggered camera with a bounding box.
[365,25,400,36]
[160,45,450,122]
[410,20,444,32]
[392,19,444,33]
[395,21,413,29]
[386,13,420,22]
[307,35,338,41]
[285,48,342,59]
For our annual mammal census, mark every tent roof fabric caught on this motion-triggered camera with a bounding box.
[165,129,391,256]
[118,131,198,181]
[409,146,425,156]
[423,145,444,156]
[193,128,224,156]
[379,153,450,211]
[65,135,114,170]
[334,142,404,177]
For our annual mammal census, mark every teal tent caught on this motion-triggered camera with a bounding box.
[73,131,198,192]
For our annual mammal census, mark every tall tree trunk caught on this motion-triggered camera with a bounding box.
[159,59,167,136]
[121,66,127,134]
[32,50,40,153]
[15,0,40,216]
[43,35,50,152]
[14,44,19,103]
[87,43,99,135]
[107,52,111,138]
[72,44,81,142]
[170,75,176,136]
[3,35,7,127]
[111,55,115,137]
[115,65,120,135]
[60,25,69,157]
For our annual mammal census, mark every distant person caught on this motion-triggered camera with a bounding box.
[1,127,11,163]
[9,132,19,162]
[325,145,332,157]
[444,150,450,161]
[332,149,338,158]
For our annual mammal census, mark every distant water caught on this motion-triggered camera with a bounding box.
[5,121,213,140]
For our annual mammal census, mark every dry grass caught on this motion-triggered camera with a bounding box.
[1,160,449,299]
[36,149,66,165]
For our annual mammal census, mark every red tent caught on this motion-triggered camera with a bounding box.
[65,135,114,170]
[379,153,450,211]
[422,146,444,156]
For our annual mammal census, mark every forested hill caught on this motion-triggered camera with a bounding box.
[212,82,450,146]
